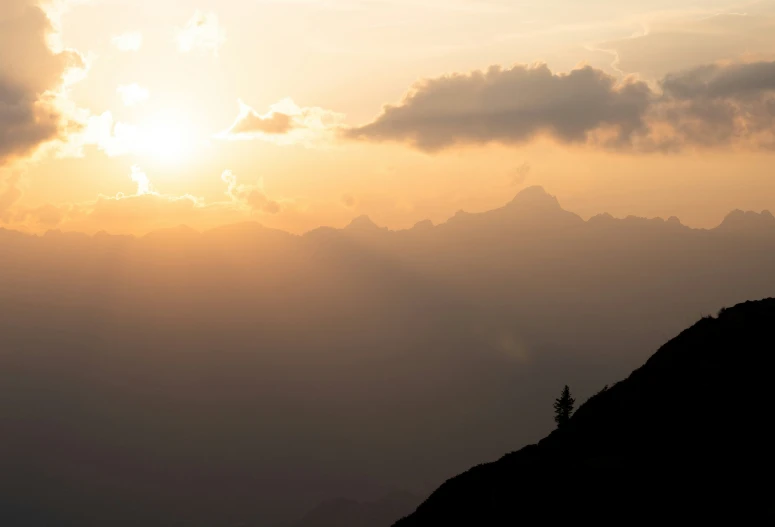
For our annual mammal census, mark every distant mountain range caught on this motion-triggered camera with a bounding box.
[395,298,775,524]
[1,188,775,526]
[6,185,774,241]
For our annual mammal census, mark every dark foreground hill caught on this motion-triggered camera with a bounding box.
[395,298,775,524]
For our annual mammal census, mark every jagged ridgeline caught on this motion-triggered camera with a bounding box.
[395,299,775,524]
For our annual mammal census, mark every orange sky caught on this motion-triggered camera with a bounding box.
[2,0,775,235]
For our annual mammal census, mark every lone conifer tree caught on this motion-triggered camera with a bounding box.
[553,385,575,429]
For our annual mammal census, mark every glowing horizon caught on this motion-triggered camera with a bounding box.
[3,0,775,236]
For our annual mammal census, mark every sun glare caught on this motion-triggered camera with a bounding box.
[141,118,191,163]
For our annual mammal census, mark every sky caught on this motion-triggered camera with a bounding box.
[3,0,775,235]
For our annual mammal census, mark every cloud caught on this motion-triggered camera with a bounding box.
[1,168,70,229]
[177,10,225,56]
[14,202,70,229]
[341,193,357,208]
[511,162,531,186]
[64,111,137,157]
[595,11,775,81]
[221,170,282,214]
[117,83,149,106]
[218,98,345,146]
[346,63,653,151]
[79,193,208,234]
[653,61,775,150]
[226,101,295,135]
[112,32,143,52]
[0,0,84,165]
[661,61,775,100]
[2,165,294,234]
[0,173,23,222]
[76,166,214,232]
[347,60,775,153]
[130,165,155,196]
[67,168,287,233]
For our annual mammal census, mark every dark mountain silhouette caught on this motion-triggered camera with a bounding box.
[2,188,775,525]
[285,491,421,527]
[395,298,775,524]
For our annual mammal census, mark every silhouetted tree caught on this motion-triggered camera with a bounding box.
[553,385,575,428]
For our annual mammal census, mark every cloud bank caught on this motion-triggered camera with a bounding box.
[2,165,290,234]
[346,60,775,152]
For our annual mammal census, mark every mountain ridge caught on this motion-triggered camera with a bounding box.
[3,186,773,240]
[394,298,775,524]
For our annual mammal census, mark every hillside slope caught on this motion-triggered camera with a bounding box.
[396,298,775,524]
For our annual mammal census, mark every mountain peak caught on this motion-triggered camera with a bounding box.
[506,186,561,210]
[716,209,775,233]
[412,219,434,231]
[345,215,384,232]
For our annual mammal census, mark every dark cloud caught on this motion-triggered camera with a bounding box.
[0,0,83,164]
[346,64,653,151]
[347,60,775,153]
[656,61,775,150]
[228,110,295,136]
[0,80,62,162]
[662,61,775,100]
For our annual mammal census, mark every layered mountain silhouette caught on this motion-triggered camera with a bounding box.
[395,299,775,524]
[2,188,775,525]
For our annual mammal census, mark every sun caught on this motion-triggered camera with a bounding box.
[140,117,191,163]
